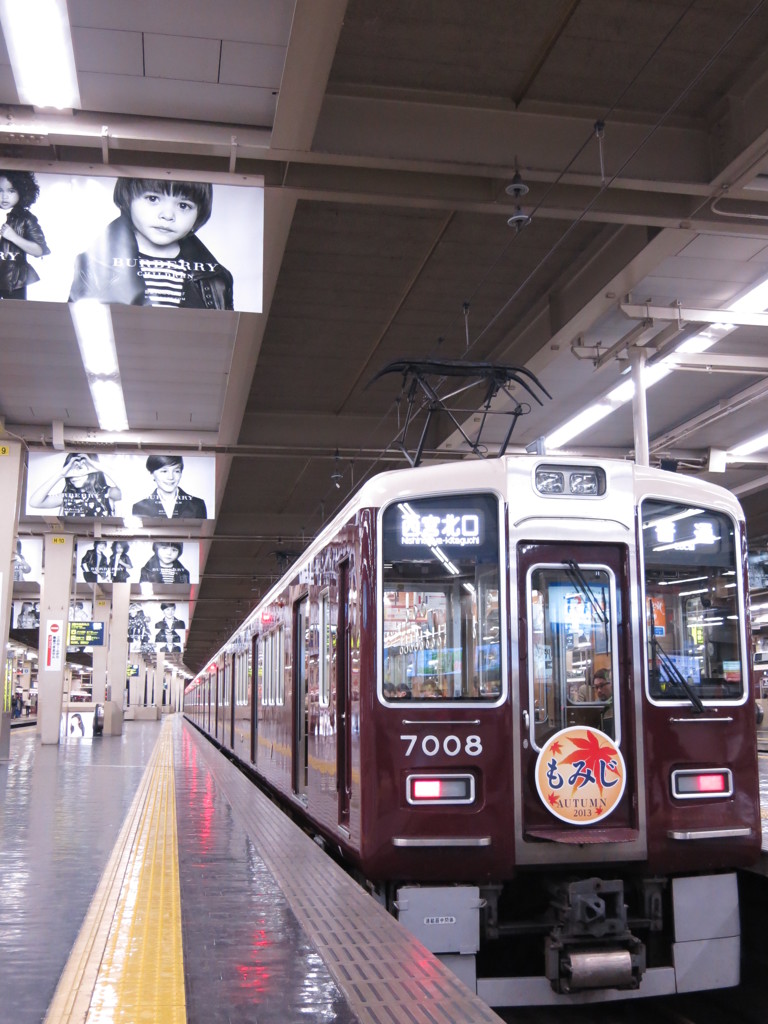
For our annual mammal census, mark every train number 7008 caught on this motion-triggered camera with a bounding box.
[400,734,483,757]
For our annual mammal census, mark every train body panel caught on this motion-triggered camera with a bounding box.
[184,454,761,1005]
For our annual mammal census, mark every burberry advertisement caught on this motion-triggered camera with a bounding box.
[75,538,199,585]
[26,452,215,521]
[0,170,263,312]
[12,536,43,584]
[129,600,190,655]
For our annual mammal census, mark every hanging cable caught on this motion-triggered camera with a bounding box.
[594,120,606,186]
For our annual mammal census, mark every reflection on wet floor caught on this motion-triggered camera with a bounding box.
[759,749,768,850]
[174,724,358,1024]
[0,722,163,1024]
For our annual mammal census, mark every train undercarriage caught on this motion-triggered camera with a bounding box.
[390,871,741,1007]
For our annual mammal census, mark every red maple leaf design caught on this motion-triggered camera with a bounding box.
[560,730,621,795]
[549,740,562,755]
[548,792,559,806]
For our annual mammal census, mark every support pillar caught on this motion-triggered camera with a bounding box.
[90,595,111,704]
[107,582,130,708]
[39,533,75,744]
[0,442,24,760]
[154,651,165,707]
[129,654,143,707]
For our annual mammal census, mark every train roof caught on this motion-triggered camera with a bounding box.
[191,453,745,679]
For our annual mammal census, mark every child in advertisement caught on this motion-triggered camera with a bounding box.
[0,170,50,299]
[69,177,233,309]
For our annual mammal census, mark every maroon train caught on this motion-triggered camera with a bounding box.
[185,454,761,1007]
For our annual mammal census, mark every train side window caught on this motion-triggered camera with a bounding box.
[380,492,503,702]
[641,499,745,703]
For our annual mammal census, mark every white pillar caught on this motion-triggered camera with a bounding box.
[129,654,144,707]
[0,441,24,760]
[154,651,165,706]
[107,582,130,706]
[90,595,111,703]
[630,347,650,467]
[39,533,75,744]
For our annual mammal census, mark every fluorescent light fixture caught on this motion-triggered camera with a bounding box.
[70,300,129,431]
[657,575,708,586]
[123,516,144,531]
[71,300,119,375]
[88,379,128,432]
[729,277,768,312]
[0,0,81,110]
[545,403,614,450]
[729,430,768,459]
[544,270,768,451]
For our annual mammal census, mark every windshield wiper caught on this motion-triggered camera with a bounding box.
[565,560,608,625]
[649,636,704,714]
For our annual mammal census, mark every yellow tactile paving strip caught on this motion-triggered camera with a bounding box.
[44,719,186,1024]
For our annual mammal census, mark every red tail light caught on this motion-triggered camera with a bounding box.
[671,769,733,798]
[406,774,475,805]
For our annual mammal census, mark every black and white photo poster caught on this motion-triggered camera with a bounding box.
[128,600,190,654]
[75,538,199,585]
[26,452,215,521]
[12,537,43,584]
[0,170,262,312]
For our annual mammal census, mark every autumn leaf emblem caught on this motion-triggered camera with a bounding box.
[560,730,621,795]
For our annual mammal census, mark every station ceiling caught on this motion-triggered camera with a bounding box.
[3,0,768,672]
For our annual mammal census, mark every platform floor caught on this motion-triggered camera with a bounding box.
[1,716,502,1024]
[3,720,768,1024]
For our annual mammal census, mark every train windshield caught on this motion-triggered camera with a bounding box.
[642,499,744,702]
[380,492,502,702]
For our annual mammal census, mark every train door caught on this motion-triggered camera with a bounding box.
[229,655,236,748]
[293,596,309,799]
[516,542,638,846]
[337,561,352,827]
[250,635,259,763]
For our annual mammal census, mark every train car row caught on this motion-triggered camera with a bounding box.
[185,454,761,1007]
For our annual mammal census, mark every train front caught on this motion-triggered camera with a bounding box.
[369,456,761,1006]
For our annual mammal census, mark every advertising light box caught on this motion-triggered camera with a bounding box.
[75,538,199,585]
[26,452,215,522]
[0,170,262,312]
[12,537,43,585]
[128,601,190,655]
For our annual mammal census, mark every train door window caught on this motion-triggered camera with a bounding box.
[380,492,502,702]
[276,627,285,704]
[262,628,284,706]
[319,591,332,707]
[294,596,310,795]
[224,658,232,710]
[641,499,745,703]
[528,562,618,744]
[256,634,264,765]
[264,634,273,705]
[236,649,248,705]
